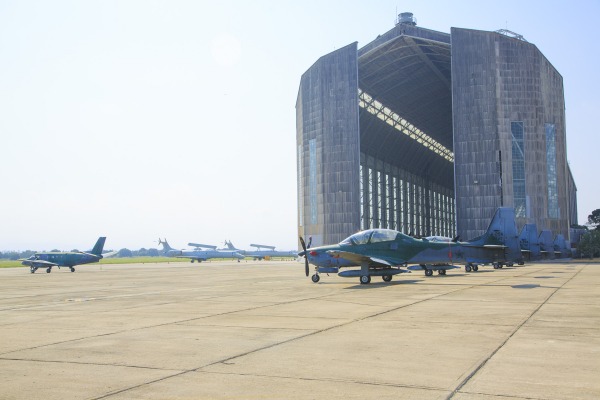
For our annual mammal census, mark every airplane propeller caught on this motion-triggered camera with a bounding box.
[299,236,309,277]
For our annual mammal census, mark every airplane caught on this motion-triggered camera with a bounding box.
[222,240,297,260]
[553,234,572,259]
[20,237,107,274]
[519,223,542,262]
[298,207,521,284]
[539,230,556,260]
[158,239,244,262]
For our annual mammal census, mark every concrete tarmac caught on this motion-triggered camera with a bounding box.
[0,260,598,399]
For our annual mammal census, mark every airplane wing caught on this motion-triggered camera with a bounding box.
[326,250,405,267]
[19,259,57,268]
[407,264,461,271]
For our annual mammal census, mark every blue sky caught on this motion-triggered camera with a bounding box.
[1,0,599,251]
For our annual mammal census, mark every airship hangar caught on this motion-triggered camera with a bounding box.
[296,13,577,247]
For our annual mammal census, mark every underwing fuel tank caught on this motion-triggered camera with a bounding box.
[338,269,407,278]
[316,267,339,274]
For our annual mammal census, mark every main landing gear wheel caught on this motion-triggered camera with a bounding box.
[360,275,371,284]
[46,268,51,273]
[311,274,320,283]
[492,263,499,269]
[465,265,472,272]
[472,265,479,272]
[190,259,194,263]
[438,269,447,275]
[30,267,36,274]
[70,267,75,272]
[425,269,433,277]
[382,275,392,282]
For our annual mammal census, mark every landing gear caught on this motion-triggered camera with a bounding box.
[438,269,447,275]
[382,275,392,282]
[30,267,37,274]
[472,264,479,272]
[425,269,433,277]
[311,274,320,283]
[465,264,472,272]
[492,262,500,269]
[70,267,75,272]
[190,259,195,263]
[46,267,52,273]
[360,275,371,284]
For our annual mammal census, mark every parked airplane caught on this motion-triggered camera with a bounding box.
[519,224,542,261]
[539,230,556,260]
[223,240,297,260]
[158,239,244,262]
[298,207,521,284]
[20,237,107,273]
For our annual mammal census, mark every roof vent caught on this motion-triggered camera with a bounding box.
[397,12,416,26]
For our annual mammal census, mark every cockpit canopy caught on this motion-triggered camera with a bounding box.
[340,229,401,245]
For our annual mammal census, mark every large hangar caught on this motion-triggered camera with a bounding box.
[297,13,575,247]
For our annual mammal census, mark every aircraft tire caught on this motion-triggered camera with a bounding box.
[425,269,433,277]
[465,265,472,273]
[472,265,479,272]
[30,267,35,274]
[46,268,51,273]
[360,275,371,284]
[311,274,320,283]
[440,269,447,275]
[382,275,392,282]
[492,263,499,269]
[70,267,75,272]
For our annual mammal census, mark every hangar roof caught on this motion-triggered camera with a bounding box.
[358,25,453,150]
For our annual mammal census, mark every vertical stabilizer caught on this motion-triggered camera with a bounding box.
[473,207,523,263]
[519,224,541,261]
[158,238,173,252]
[91,237,106,256]
[539,230,555,259]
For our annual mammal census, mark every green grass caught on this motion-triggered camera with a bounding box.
[0,260,23,268]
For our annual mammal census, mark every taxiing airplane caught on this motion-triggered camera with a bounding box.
[158,239,244,262]
[299,207,521,284]
[223,240,297,260]
[20,237,107,273]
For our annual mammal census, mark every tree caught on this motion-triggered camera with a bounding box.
[587,209,600,230]
[147,248,159,257]
[578,230,600,258]
[117,248,133,257]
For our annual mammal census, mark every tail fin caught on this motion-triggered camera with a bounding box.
[224,240,236,250]
[519,224,541,261]
[539,230,555,259]
[91,237,106,256]
[470,207,522,263]
[158,238,173,252]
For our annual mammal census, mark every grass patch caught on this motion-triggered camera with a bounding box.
[98,257,188,264]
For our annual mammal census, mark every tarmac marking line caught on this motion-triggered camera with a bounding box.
[445,264,584,400]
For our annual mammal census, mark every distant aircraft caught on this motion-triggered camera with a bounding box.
[298,207,522,284]
[158,239,244,262]
[223,240,297,260]
[20,237,107,274]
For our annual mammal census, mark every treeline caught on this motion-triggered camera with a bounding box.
[0,248,164,260]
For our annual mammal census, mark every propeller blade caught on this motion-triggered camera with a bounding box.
[299,237,309,277]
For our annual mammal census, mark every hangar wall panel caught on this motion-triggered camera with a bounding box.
[296,43,361,247]
[452,28,570,240]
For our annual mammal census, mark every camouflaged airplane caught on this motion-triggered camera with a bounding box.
[20,237,107,273]
[299,208,522,284]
